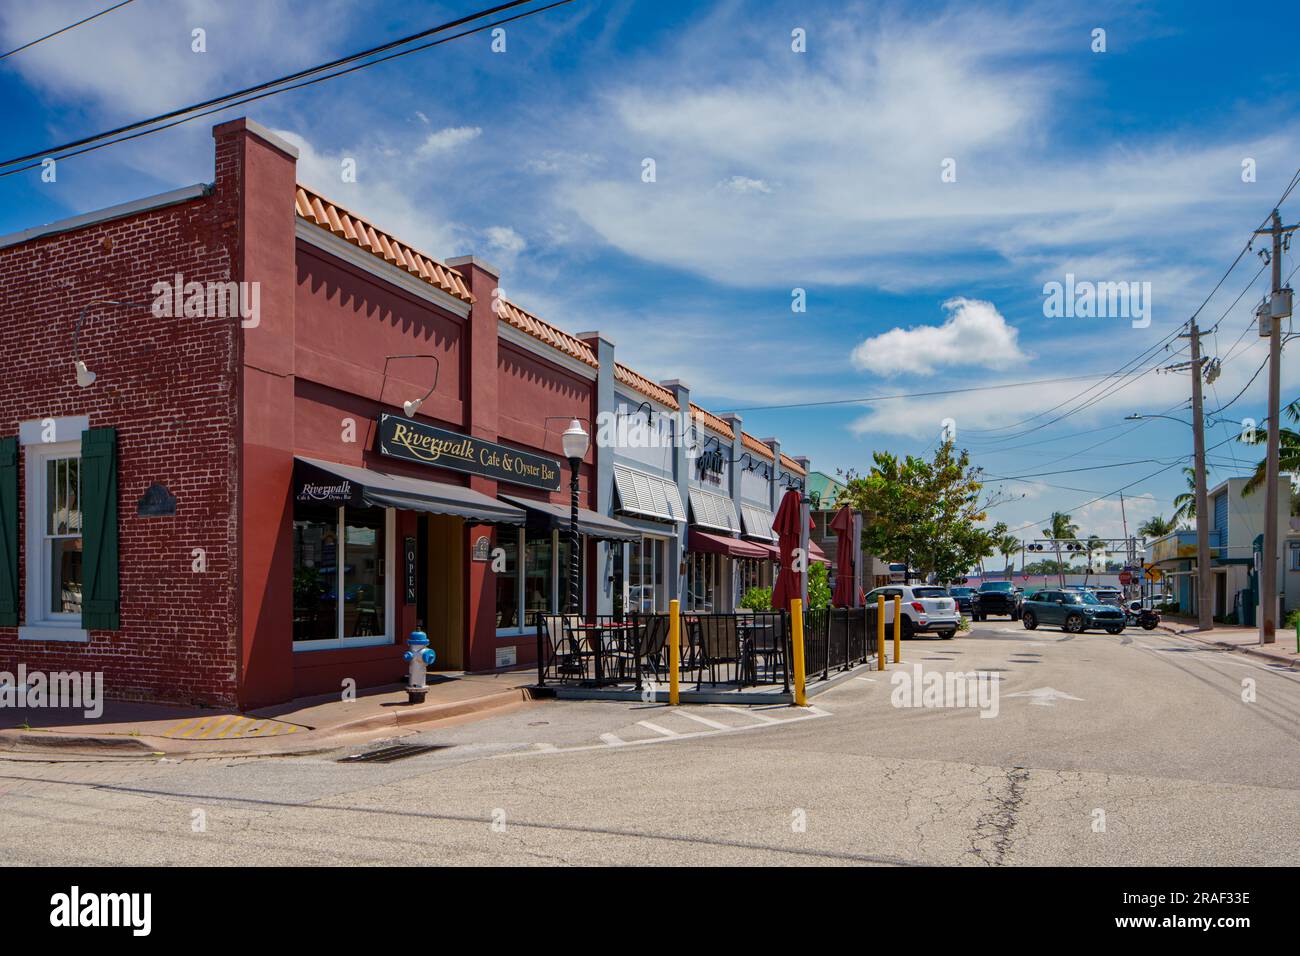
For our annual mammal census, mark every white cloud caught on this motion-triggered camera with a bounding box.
[718,176,772,194]
[851,297,1027,377]
[417,126,482,156]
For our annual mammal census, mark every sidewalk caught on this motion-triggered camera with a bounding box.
[1157,619,1300,669]
[0,670,536,759]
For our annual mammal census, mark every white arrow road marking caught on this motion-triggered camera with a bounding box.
[853,677,877,682]
[1004,687,1085,706]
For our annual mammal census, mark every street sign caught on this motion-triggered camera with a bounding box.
[1119,571,1132,585]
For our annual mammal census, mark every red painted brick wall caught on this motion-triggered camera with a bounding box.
[0,187,242,705]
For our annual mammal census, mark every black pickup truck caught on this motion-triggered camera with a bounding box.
[972,581,1018,621]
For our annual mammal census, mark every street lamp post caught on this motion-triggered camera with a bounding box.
[561,419,589,616]
[1125,411,1212,631]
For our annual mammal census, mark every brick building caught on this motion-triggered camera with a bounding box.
[0,117,818,709]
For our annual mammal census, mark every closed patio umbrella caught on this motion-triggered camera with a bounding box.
[771,488,806,612]
[829,504,862,607]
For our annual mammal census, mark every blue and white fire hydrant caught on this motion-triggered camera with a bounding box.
[403,629,437,704]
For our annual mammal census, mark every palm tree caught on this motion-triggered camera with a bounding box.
[1240,398,1300,498]
[1042,511,1079,587]
[1171,467,1197,526]
[1082,535,1105,586]
[1138,514,1177,539]
[996,533,1021,580]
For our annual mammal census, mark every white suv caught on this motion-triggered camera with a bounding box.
[865,585,961,640]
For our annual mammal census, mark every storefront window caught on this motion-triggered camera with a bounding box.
[343,509,386,638]
[624,535,667,613]
[686,552,721,612]
[497,529,586,633]
[524,531,553,627]
[292,503,392,648]
[494,532,519,629]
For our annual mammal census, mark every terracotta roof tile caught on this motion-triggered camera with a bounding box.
[497,298,598,367]
[614,364,680,410]
[690,403,734,439]
[741,431,775,461]
[779,453,807,476]
[294,184,473,304]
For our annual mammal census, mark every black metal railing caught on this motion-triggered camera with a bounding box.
[535,606,880,690]
[803,606,879,680]
[536,610,792,690]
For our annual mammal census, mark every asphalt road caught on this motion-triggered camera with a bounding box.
[2,620,1298,866]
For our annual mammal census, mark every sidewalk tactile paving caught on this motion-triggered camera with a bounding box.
[160,715,304,740]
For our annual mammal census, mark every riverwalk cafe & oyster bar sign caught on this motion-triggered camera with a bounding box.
[377,414,562,491]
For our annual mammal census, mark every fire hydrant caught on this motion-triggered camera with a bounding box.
[403,629,437,704]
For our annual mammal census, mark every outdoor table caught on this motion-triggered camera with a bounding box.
[569,622,634,684]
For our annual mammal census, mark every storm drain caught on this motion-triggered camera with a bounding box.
[337,744,450,764]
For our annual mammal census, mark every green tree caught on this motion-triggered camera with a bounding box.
[1240,398,1300,508]
[997,533,1021,579]
[1082,535,1106,585]
[807,562,832,609]
[1042,511,1079,587]
[1171,467,1197,526]
[842,442,1007,584]
[1138,514,1177,539]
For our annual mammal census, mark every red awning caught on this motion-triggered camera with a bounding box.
[688,529,769,559]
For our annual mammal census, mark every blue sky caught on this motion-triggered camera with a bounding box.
[2,0,1298,551]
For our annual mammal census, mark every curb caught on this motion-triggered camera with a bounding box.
[0,687,534,759]
[1156,624,1300,670]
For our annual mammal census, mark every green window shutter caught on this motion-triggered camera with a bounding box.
[0,437,17,627]
[81,427,119,630]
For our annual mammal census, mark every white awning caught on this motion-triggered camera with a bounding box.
[689,486,740,533]
[740,503,778,543]
[612,464,686,523]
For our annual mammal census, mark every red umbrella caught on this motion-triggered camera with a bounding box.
[829,504,863,607]
[771,489,807,611]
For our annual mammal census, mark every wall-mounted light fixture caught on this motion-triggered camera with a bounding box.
[382,354,440,418]
[72,298,152,388]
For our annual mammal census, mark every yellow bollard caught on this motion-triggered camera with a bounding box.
[790,599,808,707]
[669,599,680,706]
[893,595,902,664]
[877,594,886,670]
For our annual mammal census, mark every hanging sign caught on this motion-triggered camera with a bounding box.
[377,414,562,491]
[404,536,418,604]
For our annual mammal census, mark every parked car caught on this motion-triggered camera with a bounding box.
[1091,588,1124,607]
[972,581,1018,621]
[948,586,976,614]
[1020,589,1127,634]
[865,585,960,639]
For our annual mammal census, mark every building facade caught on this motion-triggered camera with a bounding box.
[0,118,816,708]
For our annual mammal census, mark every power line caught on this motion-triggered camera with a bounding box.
[0,0,136,60]
[0,0,567,176]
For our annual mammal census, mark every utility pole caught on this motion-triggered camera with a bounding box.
[1180,322,1214,632]
[1254,209,1297,643]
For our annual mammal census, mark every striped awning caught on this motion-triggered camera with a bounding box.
[612,464,686,523]
[688,486,740,533]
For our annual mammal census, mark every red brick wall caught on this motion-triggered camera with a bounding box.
[0,189,242,705]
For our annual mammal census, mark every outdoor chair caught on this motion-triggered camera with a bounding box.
[695,616,740,686]
[635,615,670,683]
[541,614,587,681]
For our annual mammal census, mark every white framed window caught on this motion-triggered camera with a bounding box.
[1290,544,1300,572]
[292,504,395,651]
[496,528,587,636]
[21,438,87,642]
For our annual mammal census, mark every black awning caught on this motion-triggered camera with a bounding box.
[294,457,526,525]
[499,495,642,542]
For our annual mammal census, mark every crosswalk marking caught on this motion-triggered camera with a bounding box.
[599,733,626,746]
[671,710,730,730]
[719,705,780,723]
[636,721,679,737]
